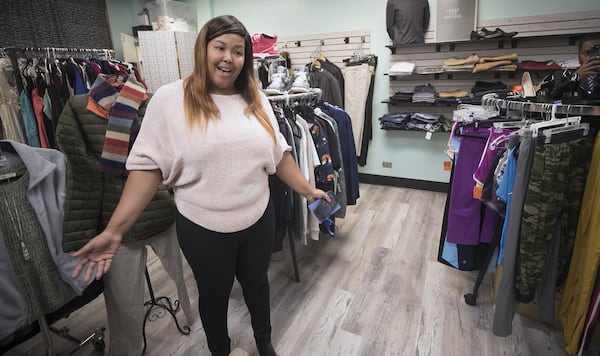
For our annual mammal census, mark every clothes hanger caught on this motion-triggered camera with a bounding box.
[542,120,588,143]
[530,105,581,137]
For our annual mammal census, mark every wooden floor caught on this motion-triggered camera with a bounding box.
[5,183,571,356]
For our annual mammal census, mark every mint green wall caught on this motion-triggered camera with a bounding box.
[105,0,600,182]
[105,0,147,59]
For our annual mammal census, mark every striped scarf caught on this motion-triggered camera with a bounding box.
[88,75,148,175]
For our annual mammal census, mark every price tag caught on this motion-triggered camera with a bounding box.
[425,132,432,140]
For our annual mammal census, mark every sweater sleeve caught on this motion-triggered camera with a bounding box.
[126,83,179,183]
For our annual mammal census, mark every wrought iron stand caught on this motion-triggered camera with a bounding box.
[142,267,191,354]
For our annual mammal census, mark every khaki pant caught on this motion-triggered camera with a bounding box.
[341,63,372,153]
[103,224,194,356]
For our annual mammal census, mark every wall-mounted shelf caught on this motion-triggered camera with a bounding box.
[382,100,480,107]
[386,71,522,80]
[385,32,596,55]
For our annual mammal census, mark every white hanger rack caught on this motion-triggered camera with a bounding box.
[482,93,600,117]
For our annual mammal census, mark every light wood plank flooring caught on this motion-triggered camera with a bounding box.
[5,183,570,356]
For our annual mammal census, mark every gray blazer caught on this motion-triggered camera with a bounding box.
[0,140,91,340]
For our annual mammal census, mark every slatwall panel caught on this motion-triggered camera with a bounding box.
[477,10,600,38]
[387,35,585,96]
[276,30,371,69]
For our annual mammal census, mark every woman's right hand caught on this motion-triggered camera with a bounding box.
[577,57,600,77]
[70,231,122,283]
[69,169,162,283]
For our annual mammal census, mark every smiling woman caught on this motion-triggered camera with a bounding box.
[69,14,330,356]
[206,35,245,95]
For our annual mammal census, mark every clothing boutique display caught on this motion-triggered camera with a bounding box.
[3,1,600,354]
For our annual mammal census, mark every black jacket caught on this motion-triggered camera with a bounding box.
[386,0,430,45]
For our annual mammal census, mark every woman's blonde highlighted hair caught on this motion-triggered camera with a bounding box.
[183,15,275,142]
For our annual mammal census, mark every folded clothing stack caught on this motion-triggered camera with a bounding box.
[412,83,436,103]
[471,80,509,99]
[436,90,477,106]
[389,91,414,104]
[388,61,416,76]
[519,60,562,71]
[379,112,446,132]
[473,53,519,73]
[442,53,520,73]
[443,54,479,72]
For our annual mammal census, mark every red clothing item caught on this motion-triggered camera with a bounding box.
[31,88,51,148]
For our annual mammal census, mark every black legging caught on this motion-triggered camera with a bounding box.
[176,200,275,356]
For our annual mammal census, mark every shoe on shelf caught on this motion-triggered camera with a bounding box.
[471,27,500,40]
[289,67,310,93]
[229,347,250,356]
[264,66,288,95]
[521,71,536,98]
[493,27,518,38]
[252,33,279,57]
[470,27,518,40]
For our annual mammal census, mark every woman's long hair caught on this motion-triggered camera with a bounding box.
[183,15,275,141]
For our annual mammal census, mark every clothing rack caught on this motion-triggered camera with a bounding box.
[1,46,115,94]
[462,95,599,306]
[266,88,322,283]
[267,88,322,106]
[1,47,115,59]
[481,93,600,117]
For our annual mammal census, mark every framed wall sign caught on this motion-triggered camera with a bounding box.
[435,0,478,42]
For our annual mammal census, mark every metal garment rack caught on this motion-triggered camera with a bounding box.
[266,88,323,106]
[1,46,116,94]
[267,89,322,283]
[481,93,600,117]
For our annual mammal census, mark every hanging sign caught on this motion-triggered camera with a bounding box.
[435,0,478,42]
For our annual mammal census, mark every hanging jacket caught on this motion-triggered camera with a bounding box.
[386,0,430,45]
[56,94,175,252]
[0,140,93,340]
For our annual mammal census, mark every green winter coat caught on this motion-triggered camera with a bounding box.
[56,94,175,252]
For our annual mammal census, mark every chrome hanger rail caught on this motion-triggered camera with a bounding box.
[482,93,600,117]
